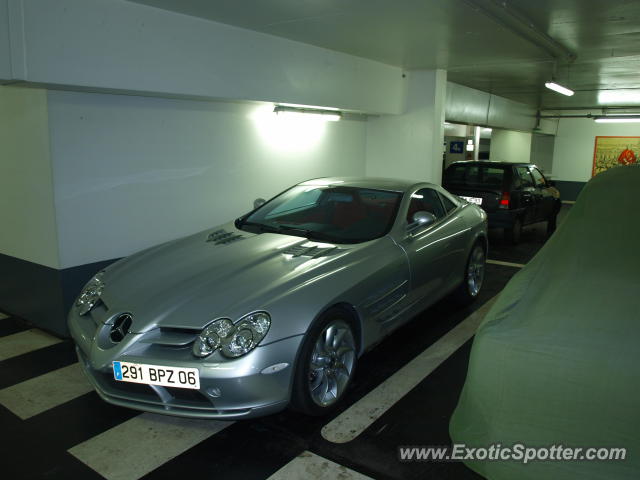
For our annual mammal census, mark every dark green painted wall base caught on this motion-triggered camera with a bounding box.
[555,180,587,202]
[0,253,118,337]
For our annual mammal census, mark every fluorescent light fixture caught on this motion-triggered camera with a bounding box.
[598,90,640,105]
[594,115,640,123]
[483,128,493,132]
[545,81,575,97]
[274,105,342,122]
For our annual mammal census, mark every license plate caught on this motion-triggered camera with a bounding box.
[461,196,483,205]
[113,361,200,390]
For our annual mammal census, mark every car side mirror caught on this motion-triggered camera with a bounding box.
[253,198,266,209]
[408,211,437,231]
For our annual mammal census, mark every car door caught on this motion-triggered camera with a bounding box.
[514,166,537,225]
[529,166,555,221]
[396,187,468,310]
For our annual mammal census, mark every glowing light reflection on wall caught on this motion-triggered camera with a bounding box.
[250,105,328,153]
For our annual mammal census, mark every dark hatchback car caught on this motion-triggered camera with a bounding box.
[443,161,561,243]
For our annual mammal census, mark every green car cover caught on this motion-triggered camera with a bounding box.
[450,164,639,479]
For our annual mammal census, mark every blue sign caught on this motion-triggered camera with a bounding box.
[450,141,464,154]
[113,361,123,380]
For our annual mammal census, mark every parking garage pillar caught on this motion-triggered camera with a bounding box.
[365,69,446,184]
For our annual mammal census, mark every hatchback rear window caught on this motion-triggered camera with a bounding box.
[444,165,506,189]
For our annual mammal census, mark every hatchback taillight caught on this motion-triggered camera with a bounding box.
[499,192,510,209]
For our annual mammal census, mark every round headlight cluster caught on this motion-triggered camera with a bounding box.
[192,312,271,359]
[75,271,105,315]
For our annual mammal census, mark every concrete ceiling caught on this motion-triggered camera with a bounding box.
[130,0,640,110]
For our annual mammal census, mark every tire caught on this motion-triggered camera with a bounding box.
[453,242,486,305]
[504,217,522,244]
[290,309,357,416]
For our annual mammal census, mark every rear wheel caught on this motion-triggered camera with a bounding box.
[547,206,559,235]
[504,217,522,244]
[291,310,357,416]
[453,242,486,305]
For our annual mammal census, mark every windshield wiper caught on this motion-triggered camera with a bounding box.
[241,222,339,242]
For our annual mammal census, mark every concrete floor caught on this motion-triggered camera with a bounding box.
[0,207,570,480]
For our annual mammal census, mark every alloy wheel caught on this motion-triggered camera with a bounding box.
[308,320,356,407]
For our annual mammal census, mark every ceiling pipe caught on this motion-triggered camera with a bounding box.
[463,0,576,62]
[537,112,640,119]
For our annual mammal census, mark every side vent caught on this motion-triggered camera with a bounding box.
[207,229,244,245]
[282,244,337,258]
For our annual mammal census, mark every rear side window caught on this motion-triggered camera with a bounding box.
[407,188,445,222]
[438,192,457,213]
[530,168,547,187]
[515,167,534,188]
[444,165,505,189]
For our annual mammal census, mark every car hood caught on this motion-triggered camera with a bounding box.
[100,222,357,333]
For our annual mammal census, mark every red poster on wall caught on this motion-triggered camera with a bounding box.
[592,136,640,177]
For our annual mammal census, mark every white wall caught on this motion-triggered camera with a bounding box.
[47,91,368,268]
[530,134,556,176]
[1,0,403,114]
[552,117,640,182]
[0,86,59,268]
[366,69,446,184]
[489,130,532,163]
[0,0,10,79]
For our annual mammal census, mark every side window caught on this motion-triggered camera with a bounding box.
[515,167,534,188]
[407,188,445,223]
[438,192,457,214]
[530,167,547,187]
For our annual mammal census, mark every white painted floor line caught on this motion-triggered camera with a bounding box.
[0,329,61,362]
[267,451,373,480]
[487,259,526,269]
[69,413,233,480]
[321,296,499,444]
[562,200,576,205]
[0,363,93,419]
[0,313,8,320]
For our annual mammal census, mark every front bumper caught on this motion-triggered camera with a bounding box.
[70,310,302,419]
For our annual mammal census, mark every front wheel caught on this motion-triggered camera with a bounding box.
[291,311,357,416]
[453,242,486,305]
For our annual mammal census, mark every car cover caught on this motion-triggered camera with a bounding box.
[450,164,640,479]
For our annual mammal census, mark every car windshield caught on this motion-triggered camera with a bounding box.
[238,184,403,244]
[444,165,506,189]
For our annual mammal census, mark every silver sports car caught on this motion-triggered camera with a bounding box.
[69,177,487,419]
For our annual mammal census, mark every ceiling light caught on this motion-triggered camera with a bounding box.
[594,115,640,123]
[598,90,640,105]
[483,128,492,132]
[545,81,574,97]
[274,106,341,122]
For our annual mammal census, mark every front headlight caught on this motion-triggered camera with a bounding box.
[75,271,105,315]
[192,312,271,359]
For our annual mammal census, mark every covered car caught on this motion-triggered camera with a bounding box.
[450,165,640,479]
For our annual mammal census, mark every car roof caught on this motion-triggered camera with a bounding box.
[298,177,431,192]
[447,161,535,168]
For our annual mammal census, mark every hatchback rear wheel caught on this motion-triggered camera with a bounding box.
[504,217,522,244]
